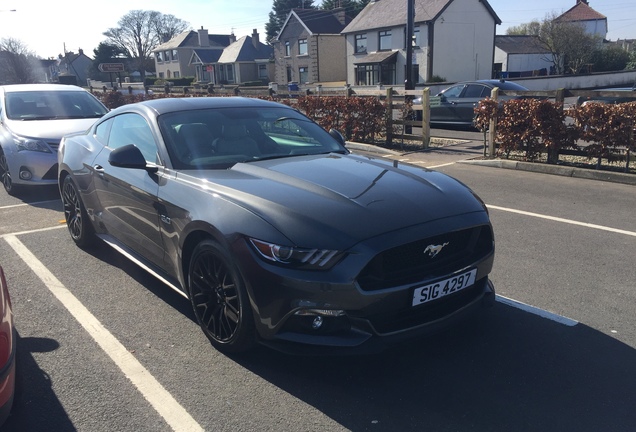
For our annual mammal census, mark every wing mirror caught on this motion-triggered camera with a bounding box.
[108,144,158,173]
[329,129,346,146]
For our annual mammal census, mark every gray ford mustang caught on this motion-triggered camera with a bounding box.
[58,97,495,354]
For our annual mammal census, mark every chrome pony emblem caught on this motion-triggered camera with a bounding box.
[424,242,449,258]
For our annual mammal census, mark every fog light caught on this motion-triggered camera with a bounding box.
[19,167,32,180]
[311,316,323,329]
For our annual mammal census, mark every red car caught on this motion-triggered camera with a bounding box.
[0,265,15,425]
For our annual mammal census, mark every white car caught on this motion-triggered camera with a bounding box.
[0,84,108,195]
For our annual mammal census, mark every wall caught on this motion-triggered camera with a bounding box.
[432,0,496,82]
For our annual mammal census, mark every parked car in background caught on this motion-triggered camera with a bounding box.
[415,79,530,128]
[0,84,109,195]
[576,85,636,106]
[59,96,496,355]
[0,264,15,426]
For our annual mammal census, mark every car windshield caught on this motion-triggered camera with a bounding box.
[158,106,347,169]
[5,90,109,121]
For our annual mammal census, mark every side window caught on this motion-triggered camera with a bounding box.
[442,85,464,99]
[95,118,113,145]
[464,85,486,98]
[108,113,158,163]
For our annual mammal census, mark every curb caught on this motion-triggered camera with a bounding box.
[459,159,636,186]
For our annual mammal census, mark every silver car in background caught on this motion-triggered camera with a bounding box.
[0,84,108,195]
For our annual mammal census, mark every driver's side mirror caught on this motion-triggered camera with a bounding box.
[109,144,158,173]
[329,129,346,146]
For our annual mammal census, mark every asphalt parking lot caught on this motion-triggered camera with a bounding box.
[1,135,635,431]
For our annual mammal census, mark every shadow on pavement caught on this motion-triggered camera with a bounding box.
[2,334,74,431]
[237,303,636,432]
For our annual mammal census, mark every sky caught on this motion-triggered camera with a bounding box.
[0,0,635,59]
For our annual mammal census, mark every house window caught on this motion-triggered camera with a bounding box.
[258,64,268,79]
[226,64,234,83]
[164,50,171,61]
[298,39,307,55]
[172,49,178,61]
[379,30,391,51]
[413,26,421,47]
[174,71,180,78]
[355,34,367,54]
[299,67,308,84]
[355,63,396,85]
[286,66,292,82]
[156,52,163,62]
[285,41,291,57]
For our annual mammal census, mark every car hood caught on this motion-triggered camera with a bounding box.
[186,153,487,248]
[5,118,97,140]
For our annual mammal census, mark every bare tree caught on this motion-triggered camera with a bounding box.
[508,12,600,75]
[103,10,189,79]
[0,38,40,84]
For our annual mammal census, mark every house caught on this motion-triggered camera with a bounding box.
[191,29,273,85]
[48,49,93,85]
[555,0,607,39]
[494,35,554,78]
[272,8,352,86]
[153,28,232,80]
[341,0,501,86]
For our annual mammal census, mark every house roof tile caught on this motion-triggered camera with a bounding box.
[342,0,501,34]
[292,8,352,34]
[495,35,550,54]
[556,1,606,22]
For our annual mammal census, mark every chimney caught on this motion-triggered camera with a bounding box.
[252,29,260,49]
[198,27,210,47]
[334,8,347,25]
[229,32,236,44]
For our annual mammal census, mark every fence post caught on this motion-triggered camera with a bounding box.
[421,88,430,149]
[488,87,499,158]
[386,87,393,147]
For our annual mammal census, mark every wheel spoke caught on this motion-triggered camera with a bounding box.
[190,251,241,343]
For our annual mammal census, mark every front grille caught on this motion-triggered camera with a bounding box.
[364,277,488,334]
[47,141,60,151]
[357,225,493,291]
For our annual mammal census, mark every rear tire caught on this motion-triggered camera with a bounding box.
[61,176,96,248]
[188,240,256,353]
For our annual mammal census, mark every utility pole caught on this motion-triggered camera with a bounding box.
[404,0,415,90]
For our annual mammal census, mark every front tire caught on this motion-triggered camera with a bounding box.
[0,149,20,196]
[188,240,256,353]
[61,176,95,248]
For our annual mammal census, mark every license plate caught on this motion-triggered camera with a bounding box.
[412,269,477,306]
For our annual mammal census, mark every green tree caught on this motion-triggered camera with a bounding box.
[589,46,630,72]
[265,0,317,42]
[90,42,127,80]
[506,21,541,36]
[627,52,636,70]
[103,10,189,79]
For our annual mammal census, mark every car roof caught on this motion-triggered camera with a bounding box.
[114,96,293,116]
[0,83,89,93]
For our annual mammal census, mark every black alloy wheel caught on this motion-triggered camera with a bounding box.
[188,240,255,353]
[62,176,95,247]
[0,150,18,195]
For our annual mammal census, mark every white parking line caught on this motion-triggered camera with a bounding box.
[3,235,204,432]
[0,199,60,210]
[487,205,636,237]
[496,295,578,326]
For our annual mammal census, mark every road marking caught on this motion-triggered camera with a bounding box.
[0,199,59,210]
[0,224,66,239]
[487,205,636,237]
[3,235,204,432]
[496,295,578,327]
[428,162,457,169]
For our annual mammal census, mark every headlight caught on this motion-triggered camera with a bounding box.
[14,136,52,153]
[249,238,344,270]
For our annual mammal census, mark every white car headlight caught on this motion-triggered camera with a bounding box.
[14,136,52,153]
